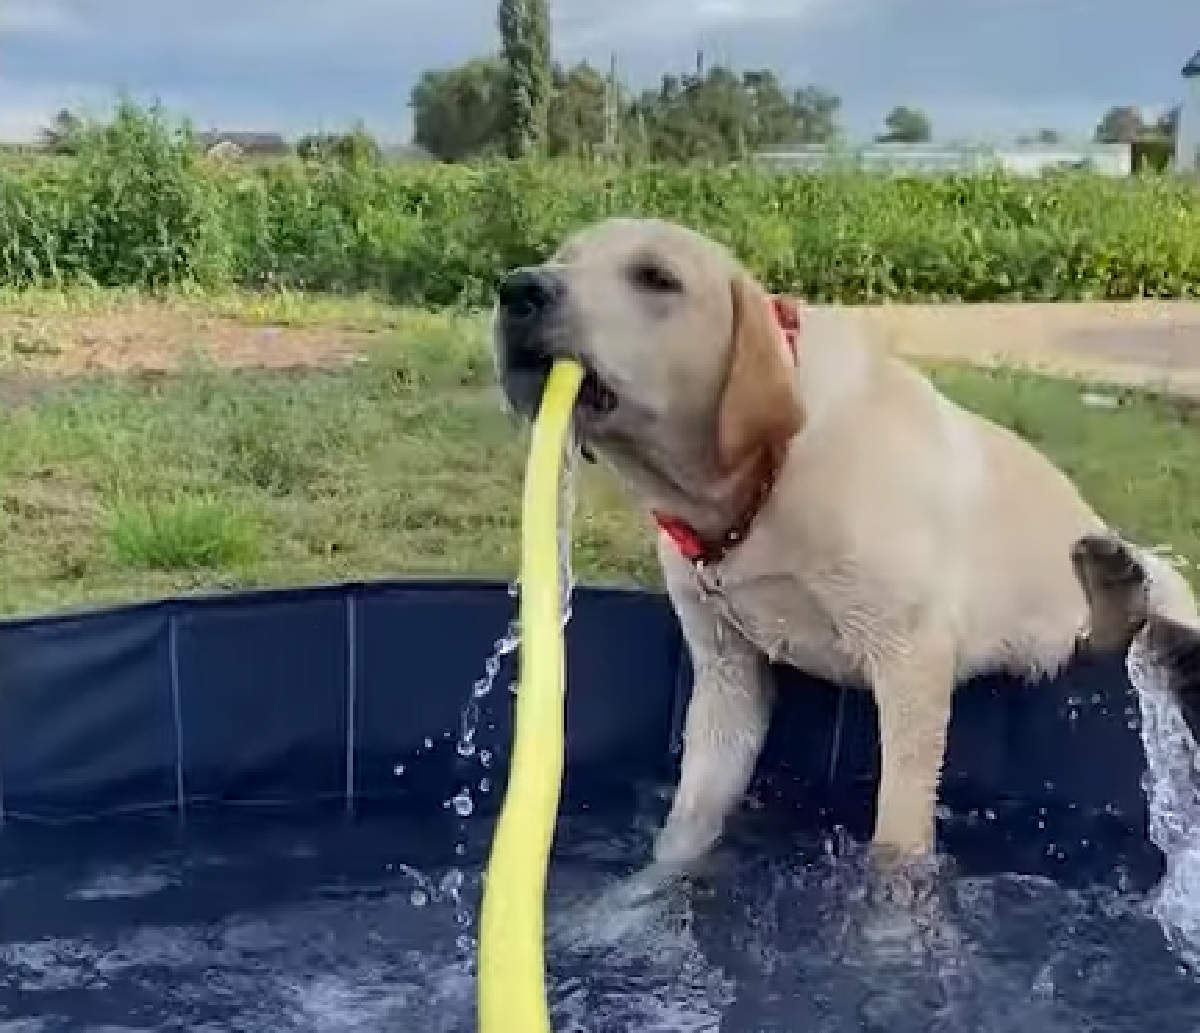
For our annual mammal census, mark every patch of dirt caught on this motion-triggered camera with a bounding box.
[3,299,1200,396]
[0,306,372,377]
[847,300,1200,395]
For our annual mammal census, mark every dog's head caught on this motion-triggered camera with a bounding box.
[492,218,804,492]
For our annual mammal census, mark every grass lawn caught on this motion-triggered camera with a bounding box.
[0,303,1198,618]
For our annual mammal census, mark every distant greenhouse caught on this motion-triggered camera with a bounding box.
[754,141,1133,177]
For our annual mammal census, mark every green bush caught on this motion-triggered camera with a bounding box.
[0,103,231,289]
[3,106,1200,301]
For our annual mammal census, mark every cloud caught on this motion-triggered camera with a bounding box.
[0,0,1194,143]
[5,0,87,39]
[555,0,845,52]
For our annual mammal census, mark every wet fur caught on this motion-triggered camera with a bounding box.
[1072,533,1200,743]
[492,217,1200,870]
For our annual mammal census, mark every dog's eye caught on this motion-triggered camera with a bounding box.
[628,261,683,294]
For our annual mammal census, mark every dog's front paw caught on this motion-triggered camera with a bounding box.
[652,814,721,872]
[866,844,943,908]
[870,810,935,868]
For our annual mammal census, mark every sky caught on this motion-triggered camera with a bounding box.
[2,0,1198,145]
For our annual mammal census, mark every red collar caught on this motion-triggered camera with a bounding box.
[653,296,800,567]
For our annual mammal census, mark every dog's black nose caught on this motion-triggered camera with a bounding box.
[497,267,563,320]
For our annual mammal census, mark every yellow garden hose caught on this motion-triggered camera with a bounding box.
[477,359,585,1033]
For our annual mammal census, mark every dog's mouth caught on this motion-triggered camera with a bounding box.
[559,365,618,465]
[578,367,619,416]
[503,346,618,418]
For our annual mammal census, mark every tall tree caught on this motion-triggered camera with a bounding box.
[497,0,553,158]
[40,108,84,154]
[1017,127,1063,145]
[877,105,932,143]
[626,69,842,162]
[409,52,845,164]
[411,58,507,161]
[1152,106,1180,143]
[741,69,802,148]
[1093,105,1145,144]
[790,85,842,144]
[547,61,610,158]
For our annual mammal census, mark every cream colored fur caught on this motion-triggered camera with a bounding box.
[497,217,1199,869]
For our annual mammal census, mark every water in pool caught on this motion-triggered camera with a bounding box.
[1,795,1199,1032]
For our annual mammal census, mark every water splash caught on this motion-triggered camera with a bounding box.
[449,433,578,784]
[439,430,581,922]
[1128,638,1200,972]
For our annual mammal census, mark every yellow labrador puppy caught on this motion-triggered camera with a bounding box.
[492,217,1197,870]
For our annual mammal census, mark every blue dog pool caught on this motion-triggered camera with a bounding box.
[0,579,1197,1031]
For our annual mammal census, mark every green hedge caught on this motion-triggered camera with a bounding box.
[4,105,1200,303]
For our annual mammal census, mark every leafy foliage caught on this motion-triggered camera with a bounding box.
[496,0,552,159]
[4,105,1200,302]
[412,58,508,162]
[878,105,933,143]
[412,59,843,163]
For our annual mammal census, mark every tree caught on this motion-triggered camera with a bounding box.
[625,68,842,162]
[1152,107,1179,143]
[791,85,842,144]
[411,58,507,161]
[296,125,380,164]
[877,105,932,143]
[409,51,844,165]
[40,108,85,154]
[547,61,610,158]
[1017,127,1063,145]
[742,69,804,147]
[1094,105,1145,144]
[497,0,553,158]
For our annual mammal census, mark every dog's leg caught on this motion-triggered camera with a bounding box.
[869,635,957,863]
[1070,533,1150,650]
[1071,533,1200,742]
[654,650,771,869]
[653,579,773,871]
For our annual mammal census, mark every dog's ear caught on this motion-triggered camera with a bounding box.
[716,275,804,473]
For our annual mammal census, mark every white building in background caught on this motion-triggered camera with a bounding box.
[754,141,1132,178]
[1177,50,1200,174]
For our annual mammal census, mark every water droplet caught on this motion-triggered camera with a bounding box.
[984,807,997,821]
[410,889,428,907]
[480,749,493,768]
[479,777,491,793]
[457,740,476,758]
[451,792,474,817]
[455,842,467,857]
[423,737,434,750]
[393,763,405,777]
